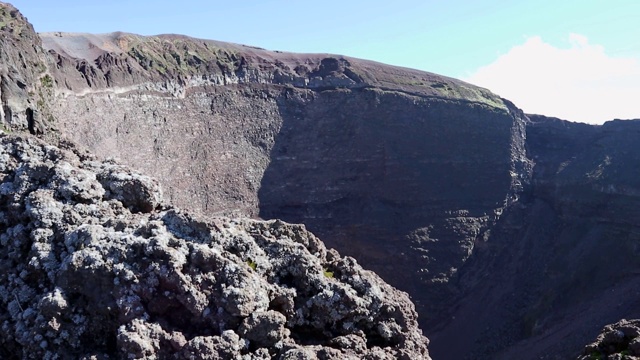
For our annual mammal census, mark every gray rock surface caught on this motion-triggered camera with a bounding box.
[0,2,54,134]
[0,134,430,359]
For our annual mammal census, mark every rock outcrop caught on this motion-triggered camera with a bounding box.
[0,2,53,134]
[37,27,532,331]
[0,134,430,359]
[578,319,640,360]
[428,116,640,359]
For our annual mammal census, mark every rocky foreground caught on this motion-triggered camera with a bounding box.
[578,319,640,360]
[0,134,429,359]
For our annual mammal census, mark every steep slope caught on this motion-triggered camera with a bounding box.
[429,115,640,359]
[38,29,531,331]
[40,31,512,215]
[0,133,430,359]
[0,2,54,134]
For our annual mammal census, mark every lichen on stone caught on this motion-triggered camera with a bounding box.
[0,134,430,359]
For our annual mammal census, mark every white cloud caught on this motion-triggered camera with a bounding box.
[464,34,640,124]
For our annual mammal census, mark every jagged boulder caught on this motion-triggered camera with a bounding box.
[578,319,640,360]
[0,134,430,359]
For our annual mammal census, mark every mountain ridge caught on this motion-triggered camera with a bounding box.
[39,30,507,112]
[3,2,640,359]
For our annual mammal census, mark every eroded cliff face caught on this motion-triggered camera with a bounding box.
[48,84,284,217]
[6,2,640,358]
[0,2,54,134]
[260,91,530,318]
[36,29,532,330]
[429,116,640,359]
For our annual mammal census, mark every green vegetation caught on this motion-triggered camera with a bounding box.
[246,259,257,271]
[125,36,240,78]
[589,352,602,360]
[1,124,12,134]
[0,7,7,28]
[323,269,334,278]
[0,5,24,35]
[588,351,602,360]
[377,70,507,110]
[40,74,53,88]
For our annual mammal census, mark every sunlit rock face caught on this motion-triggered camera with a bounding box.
[0,2,54,134]
[38,29,530,331]
[8,2,640,358]
[0,134,430,359]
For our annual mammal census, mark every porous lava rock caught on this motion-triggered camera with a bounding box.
[0,134,430,359]
[578,319,640,360]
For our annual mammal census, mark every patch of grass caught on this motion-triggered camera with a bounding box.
[0,7,7,27]
[246,259,257,271]
[589,351,603,360]
[323,269,334,278]
[40,74,53,88]
[125,36,241,78]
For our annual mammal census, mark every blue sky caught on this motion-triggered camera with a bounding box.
[9,0,640,123]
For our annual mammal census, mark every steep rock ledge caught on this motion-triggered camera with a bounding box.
[0,134,430,359]
[578,319,640,359]
[34,27,533,328]
[41,31,504,108]
[429,116,640,359]
[259,90,531,320]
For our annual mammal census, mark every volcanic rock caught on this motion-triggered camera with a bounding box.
[4,1,640,359]
[0,134,430,359]
[578,319,640,359]
[34,24,532,333]
[428,116,640,359]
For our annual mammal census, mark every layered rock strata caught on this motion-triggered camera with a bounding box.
[429,116,640,359]
[37,28,532,326]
